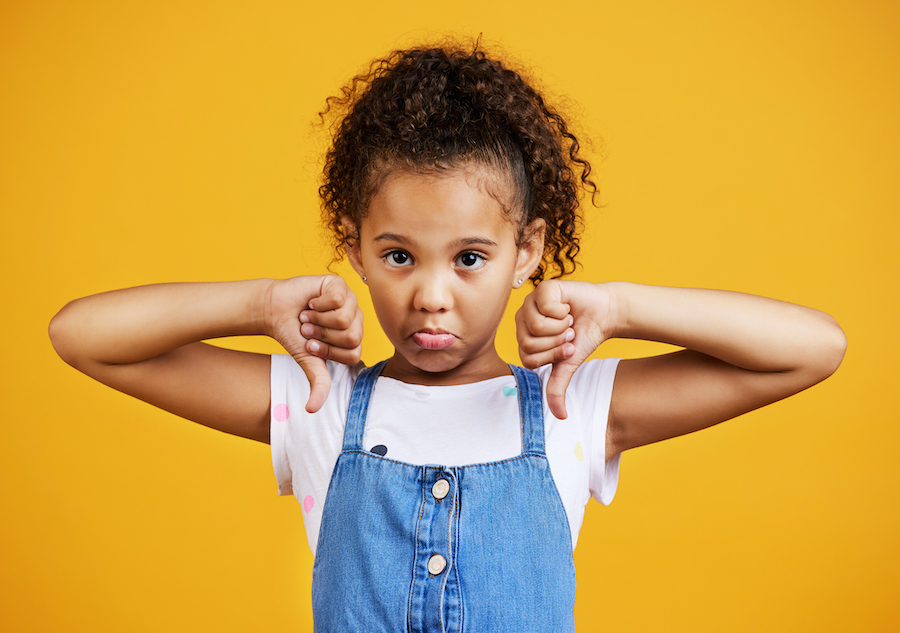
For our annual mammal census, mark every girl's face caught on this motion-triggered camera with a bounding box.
[346,168,543,385]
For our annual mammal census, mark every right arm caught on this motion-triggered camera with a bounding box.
[48,276,363,443]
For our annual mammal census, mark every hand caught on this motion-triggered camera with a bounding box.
[265,276,363,413]
[515,280,617,419]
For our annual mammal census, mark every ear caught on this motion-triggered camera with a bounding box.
[340,215,366,280]
[514,218,545,287]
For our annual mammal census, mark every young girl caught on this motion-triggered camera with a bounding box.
[49,44,846,631]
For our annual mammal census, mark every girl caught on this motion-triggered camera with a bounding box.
[49,44,846,631]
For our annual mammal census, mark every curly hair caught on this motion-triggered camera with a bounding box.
[318,40,598,283]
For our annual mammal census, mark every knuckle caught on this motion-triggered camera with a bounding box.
[520,339,544,355]
[536,282,556,301]
[347,331,363,348]
[533,318,558,337]
[535,296,553,313]
[526,313,545,332]
[334,312,353,329]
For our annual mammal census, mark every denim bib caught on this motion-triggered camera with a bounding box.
[311,361,576,632]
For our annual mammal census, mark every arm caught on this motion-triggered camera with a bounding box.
[515,281,847,458]
[48,276,363,443]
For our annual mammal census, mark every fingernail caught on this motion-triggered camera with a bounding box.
[567,315,574,327]
[300,312,310,323]
[308,340,320,353]
[565,329,575,342]
[301,324,312,337]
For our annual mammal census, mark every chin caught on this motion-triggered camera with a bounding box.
[408,352,462,375]
[390,345,469,375]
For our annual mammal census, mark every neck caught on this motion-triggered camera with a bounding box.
[381,350,512,386]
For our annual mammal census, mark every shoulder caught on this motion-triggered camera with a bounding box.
[529,359,621,451]
[271,354,366,391]
[269,356,367,456]
[531,358,621,401]
[270,355,367,416]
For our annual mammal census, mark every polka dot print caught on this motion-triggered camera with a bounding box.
[303,496,315,513]
[502,386,518,397]
[273,403,290,422]
[370,445,388,456]
[574,442,584,462]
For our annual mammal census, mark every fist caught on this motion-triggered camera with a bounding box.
[266,275,363,413]
[515,280,614,419]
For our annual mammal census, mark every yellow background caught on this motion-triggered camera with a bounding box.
[2,1,897,631]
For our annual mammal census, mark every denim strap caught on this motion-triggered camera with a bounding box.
[510,364,546,456]
[342,359,388,451]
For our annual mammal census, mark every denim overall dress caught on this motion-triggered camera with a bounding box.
[311,361,577,632]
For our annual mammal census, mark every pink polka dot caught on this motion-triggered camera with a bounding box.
[273,404,289,422]
[303,495,315,513]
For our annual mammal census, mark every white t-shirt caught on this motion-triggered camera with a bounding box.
[270,355,622,554]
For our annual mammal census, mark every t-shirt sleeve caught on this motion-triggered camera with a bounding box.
[269,355,357,554]
[537,357,622,509]
[587,357,621,506]
[270,354,305,496]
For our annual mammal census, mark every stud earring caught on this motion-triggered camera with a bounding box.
[516,278,524,286]
[362,275,367,283]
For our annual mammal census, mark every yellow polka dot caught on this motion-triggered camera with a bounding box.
[574,442,584,462]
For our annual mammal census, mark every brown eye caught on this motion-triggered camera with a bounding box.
[387,250,411,266]
[456,252,484,269]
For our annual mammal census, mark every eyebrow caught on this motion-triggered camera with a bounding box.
[373,233,499,248]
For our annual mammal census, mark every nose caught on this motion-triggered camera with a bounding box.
[412,269,454,313]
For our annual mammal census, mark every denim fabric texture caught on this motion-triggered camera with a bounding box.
[311,361,576,632]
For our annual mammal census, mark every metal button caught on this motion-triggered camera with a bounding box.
[428,554,447,575]
[432,478,450,500]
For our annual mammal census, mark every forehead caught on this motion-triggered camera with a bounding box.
[362,169,519,243]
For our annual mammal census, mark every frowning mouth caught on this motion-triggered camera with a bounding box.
[411,330,457,351]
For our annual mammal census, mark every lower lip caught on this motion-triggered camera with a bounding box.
[412,332,457,350]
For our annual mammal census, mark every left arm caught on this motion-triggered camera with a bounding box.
[515,281,847,459]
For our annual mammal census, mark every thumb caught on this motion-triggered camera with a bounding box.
[296,353,332,414]
[546,355,581,420]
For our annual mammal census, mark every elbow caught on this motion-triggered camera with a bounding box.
[48,301,81,368]
[810,317,848,383]
[828,323,848,375]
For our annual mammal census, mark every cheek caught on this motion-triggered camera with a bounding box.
[466,284,511,321]
[368,284,405,326]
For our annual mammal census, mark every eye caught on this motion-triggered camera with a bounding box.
[456,251,485,270]
[385,250,412,267]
